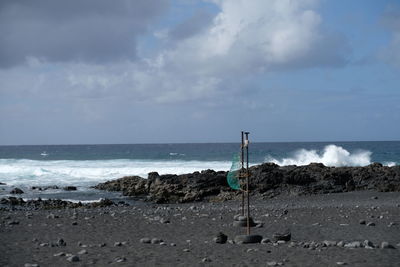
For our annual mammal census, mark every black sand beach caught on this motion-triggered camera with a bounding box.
[1,190,399,267]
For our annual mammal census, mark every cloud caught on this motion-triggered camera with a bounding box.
[0,0,169,68]
[380,4,400,68]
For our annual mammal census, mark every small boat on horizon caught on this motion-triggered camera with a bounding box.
[40,152,49,157]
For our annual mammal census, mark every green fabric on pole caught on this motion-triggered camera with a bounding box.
[227,153,241,190]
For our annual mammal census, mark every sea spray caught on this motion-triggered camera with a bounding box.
[265,145,372,167]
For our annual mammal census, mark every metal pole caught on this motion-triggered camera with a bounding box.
[245,132,250,235]
[241,131,244,216]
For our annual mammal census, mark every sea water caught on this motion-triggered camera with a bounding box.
[0,141,399,201]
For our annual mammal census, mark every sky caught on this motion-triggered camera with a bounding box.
[0,0,399,145]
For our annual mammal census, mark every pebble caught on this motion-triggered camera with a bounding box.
[72,221,78,225]
[323,240,337,247]
[336,262,347,265]
[381,242,395,249]
[114,242,122,247]
[98,243,106,247]
[114,257,127,262]
[266,261,278,266]
[273,230,291,242]
[388,222,397,227]
[261,238,271,244]
[183,248,190,252]
[140,238,151,244]
[344,241,362,248]
[39,243,49,247]
[66,255,80,262]
[214,232,228,244]
[24,264,39,267]
[359,220,366,225]
[151,238,163,244]
[57,238,66,247]
[336,241,344,247]
[77,249,87,255]
[8,220,20,225]
[53,252,65,257]
[363,240,374,248]
[170,243,176,246]
[366,222,375,226]
[202,257,212,263]
[160,218,170,224]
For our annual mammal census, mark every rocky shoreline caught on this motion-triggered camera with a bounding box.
[94,162,400,204]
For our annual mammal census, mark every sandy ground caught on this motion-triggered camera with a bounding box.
[1,191,400,267]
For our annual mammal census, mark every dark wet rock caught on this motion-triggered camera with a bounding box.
[10,188,24,194]
[94,163,400,203]
[273,230,291,242]
[63,186,77,191]
[0,182,6,185]
[214,232,228,244]
[31,185,59,191]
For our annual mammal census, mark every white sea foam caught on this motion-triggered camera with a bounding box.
[265,145,372,167]
[0,158,231,187]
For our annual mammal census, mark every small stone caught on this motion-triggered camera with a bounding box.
[336,262,347,265]
[39,243,49,247]
[266,261,278,266]
[7,220,19,225]
[114,257,126,262]
[202,257,212,263]
[66,255,80,262]
[160,218,170,224]
[214,232,228,244]
[24,264,39,267]
[54,252,65,257]
[77,249,87,255]
[381,242,395,249]
[57,238,66,247]
[98,243,106,247]
[363,240,374,248]
[273,230,291,242]
[372,196,378,200]
[114,242,122,247]
[277,240,286,244]
[323,240,337,247]
[388,222,397,227]
[261,238,271,244]
[367,222,375,226]
[151,238,162,244]
[344,241,362,248]
[140,238,151,244]
[183,248,190,252]
[159,242,167,246]
[336,241,344,247]
[72,221,78,225]
[359,220,366,225]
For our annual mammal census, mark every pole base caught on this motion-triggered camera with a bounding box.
[234,235,263,244]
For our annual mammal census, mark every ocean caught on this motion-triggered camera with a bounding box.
[0,141,399,201]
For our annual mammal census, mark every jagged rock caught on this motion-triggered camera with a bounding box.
[93,163,400,203]
[10,188,24,194]
[63,186,77,191]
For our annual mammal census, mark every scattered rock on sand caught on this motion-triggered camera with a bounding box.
[261,238,271,244]
[114,242,122,247]
[10,188,24,194]
[214,232,228,244]
[359,220,366,225]
[367,222,376,226]
[66,255,79,262]
[202,257,212,263]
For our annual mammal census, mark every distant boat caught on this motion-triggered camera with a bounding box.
[40,152,49,157]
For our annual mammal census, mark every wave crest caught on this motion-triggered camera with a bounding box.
[265,145,372,167]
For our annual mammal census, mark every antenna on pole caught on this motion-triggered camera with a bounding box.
[231,131,263,244]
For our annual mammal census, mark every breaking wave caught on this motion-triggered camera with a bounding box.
[265,145,372,167]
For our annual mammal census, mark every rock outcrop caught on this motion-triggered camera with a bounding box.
[94,163,400,203]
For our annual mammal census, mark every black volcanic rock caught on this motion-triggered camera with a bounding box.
[10,188,24,194]
[94,163,400,203]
